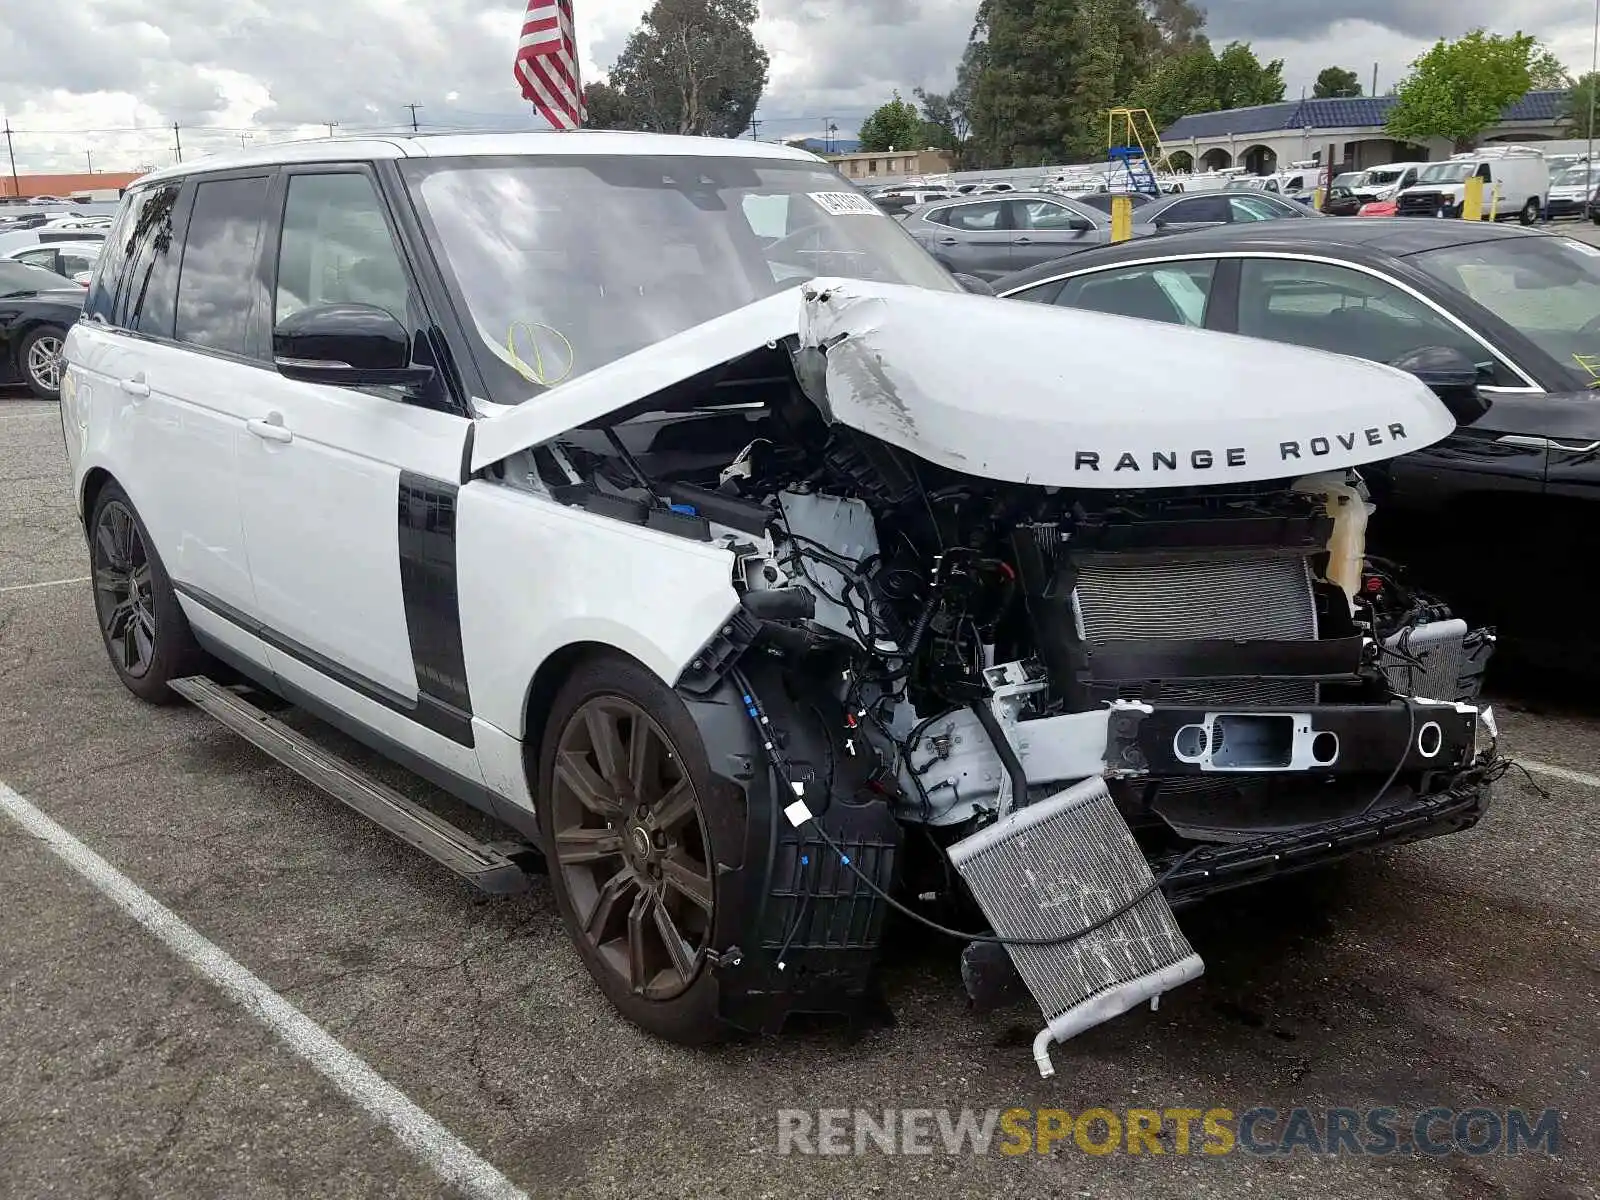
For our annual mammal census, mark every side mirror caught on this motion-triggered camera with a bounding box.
[1390,345,1491,424]
[273,303,434,389]
[1069,217,1096,231]
[953,273,995,296]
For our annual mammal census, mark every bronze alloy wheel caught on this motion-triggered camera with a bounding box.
[550,696,716,1000]
[91,498,157,679]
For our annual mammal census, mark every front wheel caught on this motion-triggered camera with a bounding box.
[88,482,208,702]
[538,653,730,1044]
[1520,198,1541,226]
[18,324,66,400]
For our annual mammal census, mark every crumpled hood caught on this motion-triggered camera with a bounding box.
[473,277,1455,487]
[796,280,1455,487]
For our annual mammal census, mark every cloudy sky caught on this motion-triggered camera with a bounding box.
[2,0,1598,175]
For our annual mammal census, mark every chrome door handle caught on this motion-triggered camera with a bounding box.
[1549,438,1600,453]
[1494,435,1550,450]
[246,414,293,444]
[118,376,150,398]
[936,236,958,245]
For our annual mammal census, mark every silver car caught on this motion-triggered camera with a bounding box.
[901,191,1110,280]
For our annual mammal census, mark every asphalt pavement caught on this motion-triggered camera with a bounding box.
[1,367,1595,1199]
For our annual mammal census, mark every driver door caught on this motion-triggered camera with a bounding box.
[1006,198,1101,268]
[232,163,480,771]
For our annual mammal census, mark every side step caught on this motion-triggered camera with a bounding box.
[169,676,534,895]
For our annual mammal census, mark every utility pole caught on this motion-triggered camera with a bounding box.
[85,150,94,173]
[325,121,339,138]
[749,112,761,141]
[3,118,18,199]
[238,134,253,150]
[404,103,424,132]
[1372,62,1379,96]
[173,121,183,164]
[824,117,835,155]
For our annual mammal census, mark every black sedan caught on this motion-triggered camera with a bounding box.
[0,260,84,399]
[993,219,1600,667]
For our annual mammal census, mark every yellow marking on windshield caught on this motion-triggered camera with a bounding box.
[506,322,575,387]
[1573,353,1600,388]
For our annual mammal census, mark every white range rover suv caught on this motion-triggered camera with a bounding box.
[61,133,1498,1072]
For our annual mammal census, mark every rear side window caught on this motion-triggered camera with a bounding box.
[944,201,1006,231]
[174,176,272,355]
[85,189,150,324]
[115,183,183,336]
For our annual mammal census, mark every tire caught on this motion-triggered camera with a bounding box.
[537,652,733,1044]
[1520,198,1541,226]
[18,324,66,400]
[88,481,208,703]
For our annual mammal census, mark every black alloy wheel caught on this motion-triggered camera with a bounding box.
[549,695,716,1002]
[92,498,157,679]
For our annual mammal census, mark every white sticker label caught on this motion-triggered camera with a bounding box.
[810,191,881,216]
[783,799,814,827]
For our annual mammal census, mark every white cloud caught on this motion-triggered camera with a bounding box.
[0,1,1595,174]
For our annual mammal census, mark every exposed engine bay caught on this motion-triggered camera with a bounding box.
[490,302,1500,1073]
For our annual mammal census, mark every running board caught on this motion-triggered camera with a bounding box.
[169,676,534,895]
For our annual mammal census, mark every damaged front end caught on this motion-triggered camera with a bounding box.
[481,279,1498,1071]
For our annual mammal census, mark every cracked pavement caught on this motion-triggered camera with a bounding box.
[1,386,1596,1198]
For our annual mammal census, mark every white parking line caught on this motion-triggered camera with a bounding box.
[1516,759,1600,790]
[0,782,528,1200]
[0,576,90,594]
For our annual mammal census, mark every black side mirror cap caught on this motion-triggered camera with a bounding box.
[1390,345,1491,424]
[273,302,434,389]
[953,273,995,296]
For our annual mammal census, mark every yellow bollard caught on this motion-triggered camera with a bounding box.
[1490,185,1500,221]
[1111,194,1133,243]
[1312,187,1325,212]
[1462,176,1483,221]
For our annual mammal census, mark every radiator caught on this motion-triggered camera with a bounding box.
[1073,553,1319,705]
[1380,618,1471,702]
[948,776,1203,1077]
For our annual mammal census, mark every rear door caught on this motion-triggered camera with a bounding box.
[919,200,1014,279]
[231,163,480,773]
[68,177,264,625]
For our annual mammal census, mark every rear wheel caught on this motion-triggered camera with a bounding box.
[538,653,728,1043]
[88,482,207,702]
[18,325,66,400]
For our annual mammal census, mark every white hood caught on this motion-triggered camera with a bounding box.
[474,278,1456,488]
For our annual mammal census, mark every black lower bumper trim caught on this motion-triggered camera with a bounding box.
[1153,776,1491,906]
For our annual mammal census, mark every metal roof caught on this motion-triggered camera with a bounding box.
[1162,90,1567,142]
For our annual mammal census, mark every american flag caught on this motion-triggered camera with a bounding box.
[515,0,585,130]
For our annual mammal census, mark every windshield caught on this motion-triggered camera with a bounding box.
[1364,168,1406,185]
[1414,236,1600,389]
[1331,173,1364,190]
[402,154,957,403]
[1554,164,1600,188]
[1419,163,1474,184]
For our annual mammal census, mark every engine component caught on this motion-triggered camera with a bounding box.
[947,775,1203,1078]
[775,489,889,647]
[1379,617,1473,702]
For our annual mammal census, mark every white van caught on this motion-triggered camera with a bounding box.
[1395,146,1550,224]
[1352,162,1427,205]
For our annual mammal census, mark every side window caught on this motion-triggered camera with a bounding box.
[1476,163,1492,183]
[117,183,184,336]
[1055,261,1218,327]
[1158,196,1229,224]
[1015,200,1089,230]
[15,248,57,270]
[174,176,272,354]
[84,188,150,324]
[943,201,1006,232]
[922,207,951,226]
[274,172,411,326]
[1237,258,1517,385]
[1229,195,1299,222]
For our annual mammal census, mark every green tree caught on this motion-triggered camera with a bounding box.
[606,0,769,137]
[1313,66,1362,98]
[1386,30,1564,152]
[967,0,1156,166]
[857,91,924,152]
[1143,0,1207,54]
[1563,72,1600,139]
[913,83,973,166]
[1132,40,1283,129]
[581,81,636,130]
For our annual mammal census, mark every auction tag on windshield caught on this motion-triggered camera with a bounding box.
[810,191,881,215]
